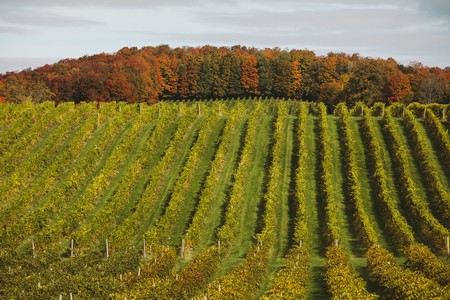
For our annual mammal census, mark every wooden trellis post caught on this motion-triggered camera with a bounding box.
[143,238,146,259]
[446,236,449,255]
[181,239,185,258]
[32,240,35,259]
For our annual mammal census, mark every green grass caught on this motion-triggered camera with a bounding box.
[371,118,417,245]
[74,119,157,233]
[328,116,363,257]
[416,119,450,192]
[116,119,180,226]
[3,102,449,299]
[197,118,247,249]
[135,117,204,242]
[305,115,329,300]
[168,117,227,247]
[254,115,296,298]
[218,115,273,276]
[351,118,396,253]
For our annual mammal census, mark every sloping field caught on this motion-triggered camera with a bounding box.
[1,100,450,299]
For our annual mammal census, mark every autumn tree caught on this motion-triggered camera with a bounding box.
[344,58,396,106]
[270,52,302,99]
[158,54,179,99]
[291,49,320,101]
[241,54,259,96]
[387,70,413,103]
[0,73,53,103]
[178,53,200,99]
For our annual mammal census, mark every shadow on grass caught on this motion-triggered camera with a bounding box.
[309,265,329,300]
[286,116,299,254]
[335,117,365,258]
[357,119,400,256]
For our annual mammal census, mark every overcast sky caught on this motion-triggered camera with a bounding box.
[0,0,449,74]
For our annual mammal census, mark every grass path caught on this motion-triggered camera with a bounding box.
[416,119,450,193]
[134,117,204,241]
[115,119,180,226]
[392,118,446,227]
[328,116,363,257]
[306,115,329,300]
[351,118,396,253]
[218,115,272,276]
[371,118,415,248]
[168,117,227,247]
[254,114,296,298]
[196,118,248,249]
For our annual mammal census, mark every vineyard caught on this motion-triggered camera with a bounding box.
[1,99,450,299]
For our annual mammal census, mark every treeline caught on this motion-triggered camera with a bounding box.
[0,45,449,106]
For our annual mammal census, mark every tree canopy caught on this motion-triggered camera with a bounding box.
[1,45,449,107]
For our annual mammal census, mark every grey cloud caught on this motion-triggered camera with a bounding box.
[194,6,421,33]
[417,0,450,20]
[1,0,230,9]
[0,6,103,28]
[2,0,410,10]
[0,25,29,34]
[0,11,102,27]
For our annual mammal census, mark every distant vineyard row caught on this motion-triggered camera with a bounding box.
[0,100,450,299]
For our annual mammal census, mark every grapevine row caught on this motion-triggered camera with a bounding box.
[360,108,415,247]
[367,246,450,299]
[317,102,339,244]
[318,102,375,299]
[36,107,154,246]
[183,103,246,251]
[0,102,77,180]
[145,106,223,246]
[424,108,450,168]
[403,108,450,226]
[336,104,378,249]
[202,102,287,299]
[119,105,246,299]
[72,105,178,247]
[0,106,133,250]
[216,102,267,247]
[404,244,450,286]
[110,104,200,248]
[0,102,52,154]
[262,102,310,299]
[0,105,86,205]
[382,110,449,251]
[0,108,99,226]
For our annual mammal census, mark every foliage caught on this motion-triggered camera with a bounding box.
[2,100,450,299]
[326,246,377,299]
[367,246,450,299]
[382,110,449,252]
[1,45,448,104]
